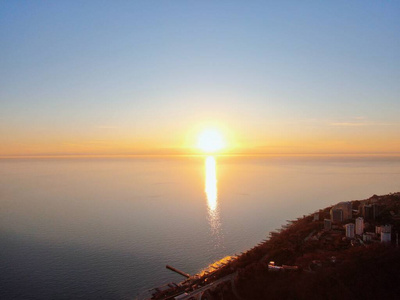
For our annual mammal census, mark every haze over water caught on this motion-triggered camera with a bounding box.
[1,156,400,299]
[1,1,399,299]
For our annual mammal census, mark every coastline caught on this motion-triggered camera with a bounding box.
[146,192,400,300]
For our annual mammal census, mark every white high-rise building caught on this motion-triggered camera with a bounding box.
[355,217,364,235]
[381,232,391,243]
[345,223,355,239]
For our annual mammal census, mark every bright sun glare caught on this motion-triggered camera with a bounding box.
[197,129,226,153]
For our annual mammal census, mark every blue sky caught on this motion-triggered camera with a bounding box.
[1,1,399,155]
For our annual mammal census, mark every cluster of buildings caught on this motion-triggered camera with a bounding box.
[322,201,396,244]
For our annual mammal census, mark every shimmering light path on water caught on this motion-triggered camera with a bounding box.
[205,156,223,250]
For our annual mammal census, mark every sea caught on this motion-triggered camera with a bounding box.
[1,155,400,299]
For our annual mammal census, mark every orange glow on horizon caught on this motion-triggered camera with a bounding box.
[1,122,400,157]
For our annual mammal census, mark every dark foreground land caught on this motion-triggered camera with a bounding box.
[148,193,400,300]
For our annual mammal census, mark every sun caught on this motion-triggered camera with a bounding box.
[197,129,226,153]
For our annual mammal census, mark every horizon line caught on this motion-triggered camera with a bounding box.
[1,152,400,159]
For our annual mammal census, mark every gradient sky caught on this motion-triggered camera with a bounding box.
[1,1,399,156]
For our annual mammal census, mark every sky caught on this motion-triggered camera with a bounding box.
[1,1,399,156]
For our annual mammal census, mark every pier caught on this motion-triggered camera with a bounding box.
[165,265,190,278]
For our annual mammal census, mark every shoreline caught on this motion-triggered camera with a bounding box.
[146,192,400,300]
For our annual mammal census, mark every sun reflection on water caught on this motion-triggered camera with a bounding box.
[205,156,217,211]
[205,156,222,244]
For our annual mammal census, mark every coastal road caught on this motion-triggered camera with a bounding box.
[177,273,236,300]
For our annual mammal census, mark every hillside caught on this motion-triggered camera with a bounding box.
[149,193,400,300]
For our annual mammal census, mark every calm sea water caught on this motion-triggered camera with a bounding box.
[1,156,400,299]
